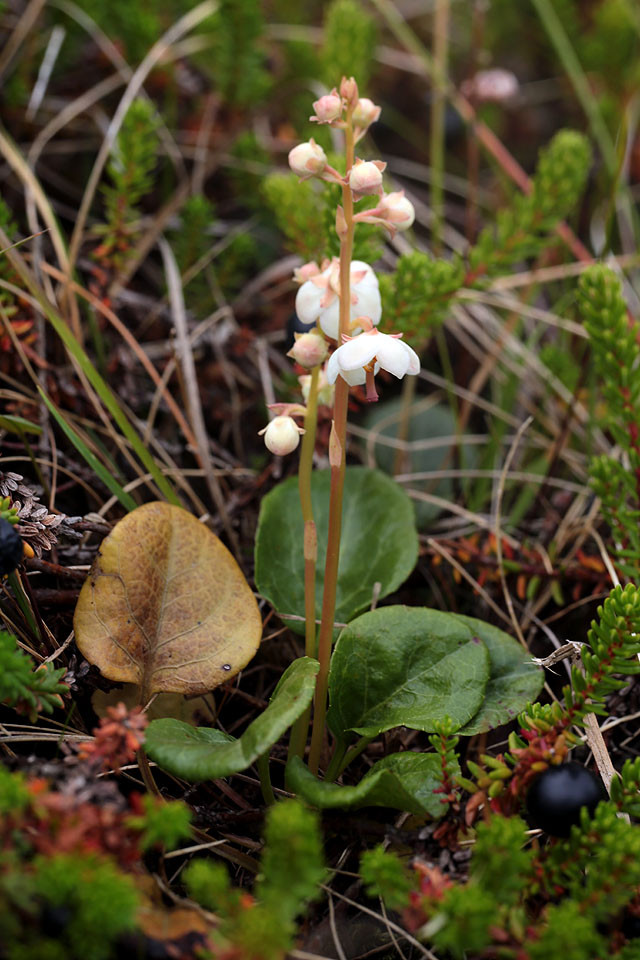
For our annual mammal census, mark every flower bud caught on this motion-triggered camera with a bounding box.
[353,97,381,129]
[287,330,328,368]
[340,76,359,108]
[311,92,343,124]
[260,416,303,456]
[288,139,327,180]
[378,191,415,230]
[299,370,335,406]
[348,158,386,200]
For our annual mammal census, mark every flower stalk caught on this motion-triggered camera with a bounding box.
[308,106,356,776]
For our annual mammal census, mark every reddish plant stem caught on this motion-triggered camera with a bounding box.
[308,114,355,776]
[308,379,349,774]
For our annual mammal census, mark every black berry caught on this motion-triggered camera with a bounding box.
[0,518,24,576]
[622,911,640,940]
[525,761,607,837]
[40,904,73,936]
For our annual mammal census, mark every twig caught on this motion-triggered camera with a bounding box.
[159,237,241,557]
[494,416,533,650]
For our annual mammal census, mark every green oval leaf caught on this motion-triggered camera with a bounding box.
[451,614,544,735]
[327,606,490,738]
[287,752,456,818]
[145,657,319,780]
[254,467,418,635]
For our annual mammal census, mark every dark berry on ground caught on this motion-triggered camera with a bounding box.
[525,761,607,837]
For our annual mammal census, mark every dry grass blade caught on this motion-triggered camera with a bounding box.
[67,0,218,273]
[159,237,240,556]
[40,261,199,455]
[0,0,47,80]
[493,416,533,650]
[0,127,71,278]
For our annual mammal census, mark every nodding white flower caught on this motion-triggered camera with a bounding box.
[348,158,386,200]
[287,329,328,368]
[259,416,304,456]
[378,191,415,230]
[288,139,327,180]
[353,97,381,129]
[311,91,343,124]
[327,328,420,401]
[294,258,381,340]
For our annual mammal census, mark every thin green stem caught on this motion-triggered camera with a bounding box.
[257,752,276,806]
[7,571,40,643]
[324,738,349,783]
[308,113,355,776]
[336,736,373,778]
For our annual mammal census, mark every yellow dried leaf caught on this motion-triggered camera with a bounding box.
[74,502,261,698]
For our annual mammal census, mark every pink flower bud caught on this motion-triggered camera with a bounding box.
[260,416,303,456]
[287,330,328,368]
[348,158,386,200]
[353,97,381,129]
[288,139,327,180]
[378,191,415,230]
[340,76,359,108]
[311,91,343,124]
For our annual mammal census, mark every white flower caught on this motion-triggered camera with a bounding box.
[294,258,381,340]
[259,416,304,455]
[348,158,386,200]
[327,329,420,387]
[378,191,415,230]
[288,139,327,180]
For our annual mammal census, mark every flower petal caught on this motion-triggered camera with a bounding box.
[318,299,341,339]
[352,285,382,325]
[295,281,324,326]
[335,333,379,371]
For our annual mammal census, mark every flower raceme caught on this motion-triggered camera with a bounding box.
[294,258,381,340]
[327,328,420,401]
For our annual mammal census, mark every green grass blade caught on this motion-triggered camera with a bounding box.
[0,226,179,505]
[39,390,137,512]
